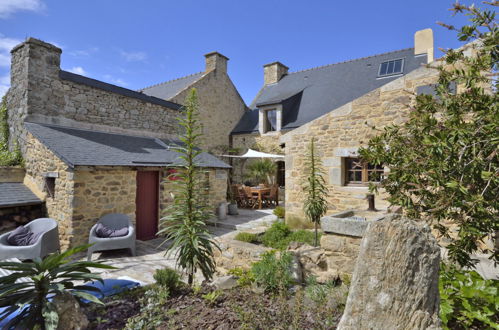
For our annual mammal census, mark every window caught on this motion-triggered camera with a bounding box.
[264,109,277,132]
[345,157,384,185]
[378,59,404,77]
[44,177,56,198]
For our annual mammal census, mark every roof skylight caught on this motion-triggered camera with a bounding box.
[378,59,404,77]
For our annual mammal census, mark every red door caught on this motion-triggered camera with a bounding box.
[136,171,159,240]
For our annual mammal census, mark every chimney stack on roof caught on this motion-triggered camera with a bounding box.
[414,28,434,64]
[204,52,229,73]
[263,62,289,85]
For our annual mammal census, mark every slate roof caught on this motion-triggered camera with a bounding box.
[139,72,205,100]
[0,183,42,208]
[232,48,427,134]
[59,71,182,110]
[25,122,230,169]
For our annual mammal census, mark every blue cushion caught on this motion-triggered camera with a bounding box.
[80,279,140,302]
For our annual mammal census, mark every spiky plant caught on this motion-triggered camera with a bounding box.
[158,88,219,285]
[246,159,277,185]
[0,245,114,329]
[303,138,329,246]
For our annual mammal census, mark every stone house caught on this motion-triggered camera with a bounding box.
[3,38,230,249]
[230,29,438,226]
[139,52,248,152]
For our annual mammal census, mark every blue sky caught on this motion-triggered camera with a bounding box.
[0,0,470,104]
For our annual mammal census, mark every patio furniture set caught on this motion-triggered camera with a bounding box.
[0,213,136,261]
[232,184,279,210]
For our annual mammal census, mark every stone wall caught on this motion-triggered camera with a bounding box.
[0,166,24,182]
[72,169,137,246]
[170,69,247,151]
[24,132,75,248]
[281,66,439,227]
[6,38,180,152]
[231,132,285,183]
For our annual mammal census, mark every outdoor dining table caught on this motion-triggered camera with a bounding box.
[250,187,271,209]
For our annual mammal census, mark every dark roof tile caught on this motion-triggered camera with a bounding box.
[0,183,43,208]
[232,48,427,133]
[139,72,204,100]
[25,122,230,169]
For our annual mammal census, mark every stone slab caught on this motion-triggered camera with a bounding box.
[320,216,368,237]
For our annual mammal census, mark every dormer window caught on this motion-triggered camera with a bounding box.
[378,58,404,77]
[265,109,277,132]
[259,105,282,134]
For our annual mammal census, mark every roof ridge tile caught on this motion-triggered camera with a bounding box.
[139,71,204,91]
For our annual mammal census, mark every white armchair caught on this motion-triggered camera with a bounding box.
[0,218,60,261]
[87,213,136,261]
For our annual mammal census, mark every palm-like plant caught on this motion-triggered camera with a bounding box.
[246,159,277,185]
[303,138,329,246]
[0,244,114,329]
[158,88,219,285]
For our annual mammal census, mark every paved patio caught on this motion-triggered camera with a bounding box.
[86,208,278,284]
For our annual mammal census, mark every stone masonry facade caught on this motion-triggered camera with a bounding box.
[281,65,439,227]
[169,58,247,152]
[6,38,180,152]
[5,38,230,249]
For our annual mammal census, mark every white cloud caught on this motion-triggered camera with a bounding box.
[0,35,21,67]
[120,50,147,62]
[0,0,45,18]
[68,47,98,58]
[68,66,87,75]
[0,73,10,98]
[103,74,127,87]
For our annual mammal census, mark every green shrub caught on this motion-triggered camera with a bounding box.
[153,267,181,292]
[202,290,223,306]
[234,232,259,244]
[261,222,291,249]
[228,267,255,287]
[251,251,293,293]
[125,285,170,329]
[439,263,499,329]
[273,206,285,218]
[287,230,320,247]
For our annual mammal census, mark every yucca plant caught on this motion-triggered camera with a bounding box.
[303,138,329,246]
[0,244,115,329]
[158,88,219,285]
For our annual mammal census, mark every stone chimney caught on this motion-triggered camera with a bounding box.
[263,62,288,85]
[414,28,434,63]
[204,52,228,73]
[6,38,62,149]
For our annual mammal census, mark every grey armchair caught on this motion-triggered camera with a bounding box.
[87,213,136,261]
[0,218,60,261]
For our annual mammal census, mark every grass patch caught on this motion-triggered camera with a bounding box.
[234,232,260,244]
[261,222,321,249]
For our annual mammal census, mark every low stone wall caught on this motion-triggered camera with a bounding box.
[0,204,46,234]
[214,238,271,273]
[0,167,25,183]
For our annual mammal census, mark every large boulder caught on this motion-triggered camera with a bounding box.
[338,215,441,330]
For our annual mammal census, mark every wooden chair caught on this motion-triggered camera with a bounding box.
[263,185,279,207]
[243,186,258,208]
[231,184,246,207]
